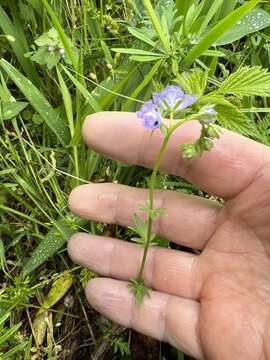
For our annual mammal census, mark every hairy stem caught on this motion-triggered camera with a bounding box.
[137,113,174,282]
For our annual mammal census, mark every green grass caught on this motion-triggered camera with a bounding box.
[1,0,270,358]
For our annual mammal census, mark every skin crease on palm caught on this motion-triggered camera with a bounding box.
[67,111,270,360]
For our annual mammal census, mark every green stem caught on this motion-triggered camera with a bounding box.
[137,113,174,282]
[136,113,195,282]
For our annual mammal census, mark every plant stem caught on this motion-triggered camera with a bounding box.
[137,114,174,282]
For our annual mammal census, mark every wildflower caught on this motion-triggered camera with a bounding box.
[136,85,199,130]
[153,85,197,111]
[137,101,163,130]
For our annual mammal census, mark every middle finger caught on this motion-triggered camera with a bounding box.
[69,183,221,250]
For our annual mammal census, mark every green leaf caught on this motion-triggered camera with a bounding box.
[122,60,162,111]
[142,0,170,53]
[177,350,185,360]
[130,213,148,244]
[0,323,21,346]
[2,341,28,359]
[139,202,165,221]
[99,65,138,110]
[30,47,61,70]
[0,5,40,86]
[0,59,70,145]
[113,337,131,356]
[197,94,235,108]
[218,0,238,17]
[198,0,224,34]
[0,312,11,326]
[183,0,262,67]
[111,48,162,56]
[100,40,113,64]
[175,0,195,18]
[22,218,78,275]
[56,66,74,136]
[181,122,221,159]
[130,55,163,62]
[26,0,43,16]
[0,239,7,276]
[218,66,270,97]
[202,50,226,57]
[216,104,260,138]
[216,8,270,45]
[42,271,73,308]
[1,101,28,120]
[128,279,151,305]
[35,28,59,46]
[41,0,78,70]
[127,27,156,47]
[61,65,101,113]
[176,69,208,97]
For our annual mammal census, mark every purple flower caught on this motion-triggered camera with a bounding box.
[153,85,197,111]
[179,94,198,110]
[137,101,163,130]
[153,85,184,108]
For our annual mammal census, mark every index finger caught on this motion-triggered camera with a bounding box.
[83,112,269,199]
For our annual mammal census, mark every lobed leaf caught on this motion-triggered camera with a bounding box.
[216,103,260,138]
[219,66,270,97]
[176,69,208,97]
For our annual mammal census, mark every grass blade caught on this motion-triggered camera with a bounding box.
[56,66,74,136]
[61,66,101,112]
[183,0,262,67]
[111,48,162,56]
[0,323,21,345]
[0,59,70,145]
[22,218,79,275]
[0,5,40,86]
[127,27,156,47]
[175,0,195,17]
[2,341,29,359]
[198,0,224,34]
[122,60,162,111]
[142,0,170,53]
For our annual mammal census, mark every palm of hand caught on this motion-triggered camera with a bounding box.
[68,112,270,360]
[197,186,270,359]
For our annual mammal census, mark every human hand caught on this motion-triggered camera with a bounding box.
[68,112,270,360]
